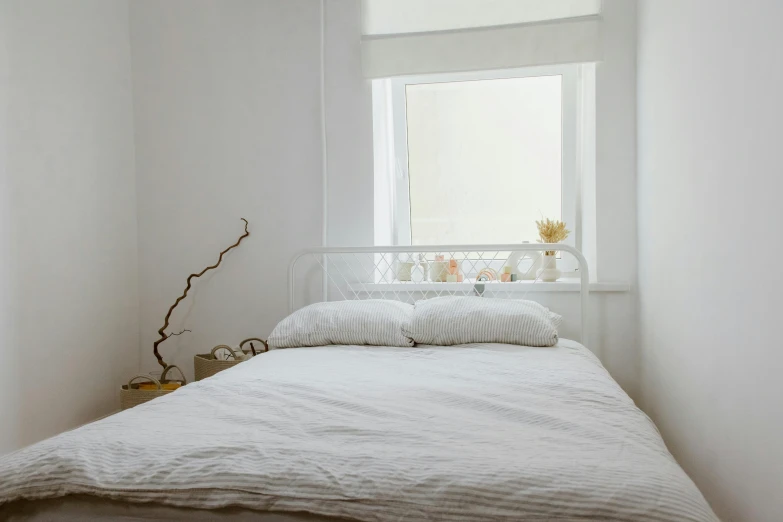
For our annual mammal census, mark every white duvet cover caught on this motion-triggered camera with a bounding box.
[0,341,718,521]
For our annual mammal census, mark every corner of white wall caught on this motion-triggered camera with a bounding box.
[0,0,140,452]
[130,0,324,380]
[589,0,640,399]
[324,0,375,247]
[637,1,783,519]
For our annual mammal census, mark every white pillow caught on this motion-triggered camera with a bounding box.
[269,300,415,349]
[403,296,561,347]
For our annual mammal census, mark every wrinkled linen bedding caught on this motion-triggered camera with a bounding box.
[0,340,717,521]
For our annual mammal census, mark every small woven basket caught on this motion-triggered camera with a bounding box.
[194,338,267,381]
[120,365,187,410]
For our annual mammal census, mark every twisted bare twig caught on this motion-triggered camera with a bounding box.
[153,218,250,368]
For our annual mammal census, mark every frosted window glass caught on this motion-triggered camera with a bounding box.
[405,76,562,246]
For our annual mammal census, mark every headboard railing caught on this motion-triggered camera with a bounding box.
[289,244,589,344]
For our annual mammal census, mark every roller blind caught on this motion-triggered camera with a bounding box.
[361,0,603,78]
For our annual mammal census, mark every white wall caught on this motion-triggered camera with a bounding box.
[0,1,18,454]
[324,0,375,248]
[638,1,783,520]
[130,0,323,378]
[0,0,139,454]
[589,0,639,398]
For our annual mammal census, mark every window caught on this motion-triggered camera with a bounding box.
[373,65,588,272]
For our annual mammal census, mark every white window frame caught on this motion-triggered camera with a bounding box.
[373,64,586,274]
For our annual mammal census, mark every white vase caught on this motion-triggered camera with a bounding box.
[536,253,561,282]
[431,261,449,282]
[396,261,414,282]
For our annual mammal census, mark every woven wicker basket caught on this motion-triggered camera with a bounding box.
[194,338,267,381]
[120,365,187,410]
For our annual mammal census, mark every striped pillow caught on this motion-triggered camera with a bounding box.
[269,300,415,349]
[404,296,561,347]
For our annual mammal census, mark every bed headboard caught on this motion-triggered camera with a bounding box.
[289,244,590,344]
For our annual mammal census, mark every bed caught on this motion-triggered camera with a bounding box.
[0,245,718,521]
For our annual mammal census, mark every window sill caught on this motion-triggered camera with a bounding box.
[348,281,630,293]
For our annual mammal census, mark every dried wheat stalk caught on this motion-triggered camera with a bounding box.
[536,218,570,255]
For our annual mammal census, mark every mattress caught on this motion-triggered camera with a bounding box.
[0,341,718,521]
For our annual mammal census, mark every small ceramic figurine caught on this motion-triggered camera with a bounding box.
[431,255,449,282]
[447,259,463,282]
[501,266,512,282]
[477,268,497,282]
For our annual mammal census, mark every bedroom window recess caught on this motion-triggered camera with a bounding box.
[372,65,592,275]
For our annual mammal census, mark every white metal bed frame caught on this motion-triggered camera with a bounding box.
[289,243,590,344]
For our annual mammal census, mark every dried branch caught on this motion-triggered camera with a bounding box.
[168,329,191,337]
[153,218,250,368]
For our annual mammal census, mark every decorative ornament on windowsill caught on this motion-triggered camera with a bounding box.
[535,218,570,282]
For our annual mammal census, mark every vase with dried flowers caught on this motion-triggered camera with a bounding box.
[535,218,570,282]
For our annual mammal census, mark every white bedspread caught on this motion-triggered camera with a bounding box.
[0,341,718,521]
